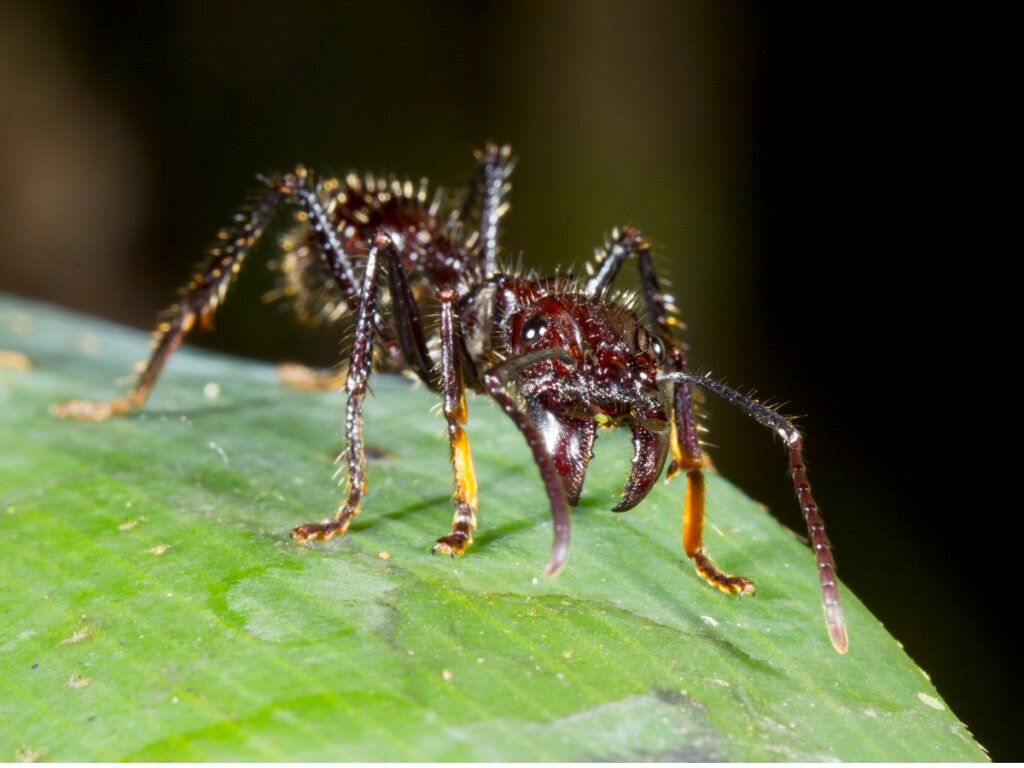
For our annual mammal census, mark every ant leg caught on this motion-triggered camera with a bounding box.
[585,227,678,339]
[383,230,435,387]
[450,143,515,279]
[586,229,753,592]
[278,168,405,365]
[658,370,848,654]
[292,234,393,542]
[51,187,283,421]
[482,348,575,577]
[585,226,701,476]
[432,288,479,556]
[664,348,755,597]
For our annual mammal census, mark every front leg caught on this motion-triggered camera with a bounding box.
[658,370,848,654]
[432,288,479,557]
[291,235,389,542]
[667,348,755,597]
[584,228,753,595]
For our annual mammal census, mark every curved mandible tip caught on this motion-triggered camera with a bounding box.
[482,353,576,581]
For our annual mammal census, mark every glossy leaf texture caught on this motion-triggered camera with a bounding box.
[0,296,985,761]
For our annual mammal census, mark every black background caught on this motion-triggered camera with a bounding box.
[1,2,1013,759]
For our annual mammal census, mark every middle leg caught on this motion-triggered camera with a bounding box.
[449,143,515,279]
[432,288,479,556]
[291,234,392,542]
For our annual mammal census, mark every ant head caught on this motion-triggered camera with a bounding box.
[505,293,671,510]
[507,294,666,408]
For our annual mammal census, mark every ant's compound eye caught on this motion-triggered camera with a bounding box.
[521,314,550,344]
[649,334,666,361]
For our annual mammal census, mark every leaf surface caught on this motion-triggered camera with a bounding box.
[0,296,985,761]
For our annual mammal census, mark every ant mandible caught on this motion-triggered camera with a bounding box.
[51,144,848,653]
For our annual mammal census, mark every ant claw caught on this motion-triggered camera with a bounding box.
[432,533,471,557]
[291,517,351,542]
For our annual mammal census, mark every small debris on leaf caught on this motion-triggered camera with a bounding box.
[67,674,90,689]
[15,746,46,763]
[60,628,92,646]
[0,350,32,370]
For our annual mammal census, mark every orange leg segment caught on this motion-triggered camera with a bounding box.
[682,465,755,596]
[670,351,755,597]
[432,289,478,556]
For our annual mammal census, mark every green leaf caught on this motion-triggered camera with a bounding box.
[0,295,985,761]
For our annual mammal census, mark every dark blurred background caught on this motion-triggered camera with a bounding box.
[1,1,1013,759]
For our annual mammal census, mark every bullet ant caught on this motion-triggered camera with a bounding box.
[52,144,848,653]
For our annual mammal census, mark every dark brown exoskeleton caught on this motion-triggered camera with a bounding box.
[52,144,848,653]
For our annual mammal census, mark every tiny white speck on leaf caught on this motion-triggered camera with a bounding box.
[208,442,229,465]
[203,382,221,399]
[701,615,719,627]
[147,544,171,556]
[74,334,102,355]
[442,669,453,682]
[917,692,945,711]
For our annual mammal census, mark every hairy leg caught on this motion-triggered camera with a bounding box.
[450,143,515,279]
[291,235,394,542]
[432,288,479,556]
[659,370,847,654]
[665,348,755,597]
[52,187,282,420]
[584,226,751,594]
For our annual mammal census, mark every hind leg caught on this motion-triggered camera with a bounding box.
[52,187,283,420]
